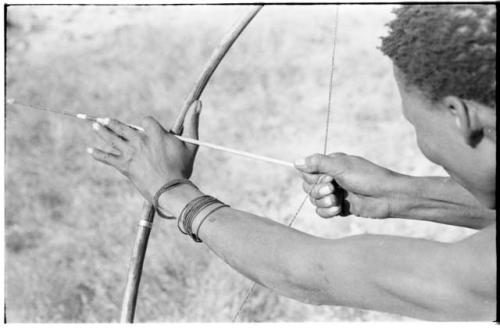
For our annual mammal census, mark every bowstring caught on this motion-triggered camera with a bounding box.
[232,6,340,322]
[323,6,340,156]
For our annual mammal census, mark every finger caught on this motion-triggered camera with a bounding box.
[92,122,127,152]
[303,181,335,195]
[302,173,334,184]
[309,182,334,198]
[141,116,166,140]
[294,152,350,175]
[97,118,140,142]
[315,194,338,208]
[302,181,313,194]
[86,147,121,168]
[182,100,202,153]
[316,206,342,219]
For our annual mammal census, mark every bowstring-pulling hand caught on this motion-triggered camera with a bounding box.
[294,153,400,219]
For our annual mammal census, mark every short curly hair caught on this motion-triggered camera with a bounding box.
[380,5,496,109]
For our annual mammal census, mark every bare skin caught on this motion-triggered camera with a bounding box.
[300,155,495,229]
[87,65,496,320]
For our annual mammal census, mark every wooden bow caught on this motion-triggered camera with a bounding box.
[120,5,264,323]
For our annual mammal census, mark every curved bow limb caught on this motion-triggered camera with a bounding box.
[172,5,263,133]
[120,5,264,323]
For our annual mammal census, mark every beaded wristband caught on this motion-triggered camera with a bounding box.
[153,179,198,219]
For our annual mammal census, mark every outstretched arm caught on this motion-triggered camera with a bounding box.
[297,153,495,229]
[160,183,496,321]
[87,117,496,321]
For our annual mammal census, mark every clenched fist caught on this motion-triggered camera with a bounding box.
[295,153,405,219]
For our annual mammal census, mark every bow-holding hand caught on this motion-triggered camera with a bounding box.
[87,101,202,203]
[294,153,404,219]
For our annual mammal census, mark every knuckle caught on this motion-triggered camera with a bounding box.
[318,175,327,183]
[329,152,346,158]
[124,146,136,159]
[310,185,318,197]
[312,184,324,197]
[108,118,119,128]
[138,134,148,146]
[121,156,133,171]
[141,116,156,128]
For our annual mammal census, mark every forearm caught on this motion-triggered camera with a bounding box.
[158,184,322,302]
[158,185,494,320]
[389,175,495,229]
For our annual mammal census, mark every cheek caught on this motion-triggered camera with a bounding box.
[415,132,441,165]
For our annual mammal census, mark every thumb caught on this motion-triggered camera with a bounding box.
[183,100,202,140]
[294,152,348,176]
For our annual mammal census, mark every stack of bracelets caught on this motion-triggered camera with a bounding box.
[153,179,229,243]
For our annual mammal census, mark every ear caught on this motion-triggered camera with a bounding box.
[443,96,483,147]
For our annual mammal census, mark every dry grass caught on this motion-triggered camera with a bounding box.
[5,5,475,322]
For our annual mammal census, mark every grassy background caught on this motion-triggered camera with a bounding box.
[5,5,476,322]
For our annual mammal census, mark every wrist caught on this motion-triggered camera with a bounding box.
[157,183,204,218]
[385,173,419,218]
[138,173,186,204]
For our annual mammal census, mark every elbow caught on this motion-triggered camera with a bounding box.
[422,287,497,321]
[388,265,497,321]
[433,272,497,321]
[264,259,325,306]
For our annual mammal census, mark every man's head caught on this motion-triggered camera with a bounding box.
[380,5,496,207]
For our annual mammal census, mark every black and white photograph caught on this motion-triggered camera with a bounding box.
[3,1,497,323]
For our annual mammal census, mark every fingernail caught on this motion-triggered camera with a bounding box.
[86,147,94,154]
[294,158,306,168]
[330,206,341,215]
[321,175,333,183]
[319,185,331,195]
[97,117,110,125]
[92,122,100,130]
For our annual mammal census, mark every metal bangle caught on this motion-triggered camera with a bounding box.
[153,179,197,219]
[177,195,228,242]
[184,196,218,235]
[178,195,216,234]
[192,203,229,243]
